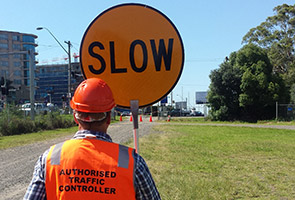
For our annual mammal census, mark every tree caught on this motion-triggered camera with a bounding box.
[237,44,289,120]
[242,4,295,87]
[208,44,289,121]
[207,52,242,121]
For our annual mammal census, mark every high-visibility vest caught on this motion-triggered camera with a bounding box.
[45,138,136,200]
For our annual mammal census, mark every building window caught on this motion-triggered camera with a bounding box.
[14,79,22,85]
[23,44,35,51]
[0,54,8,58]
[13,44,21,50]
[14,70,21,76]
[1,70,8,77]
[24,61,29,69]
[23,70,30,78]
[13,54,21,59]
[0,34,8,40]
[0,43,8,49]
[0,61,9,67]
[12,35,20,41]
[22,35,35,43]
[14,61,22,67]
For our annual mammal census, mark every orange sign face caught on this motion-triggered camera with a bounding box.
[80,3,184,108]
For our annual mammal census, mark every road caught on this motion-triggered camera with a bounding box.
[0,117,156,200]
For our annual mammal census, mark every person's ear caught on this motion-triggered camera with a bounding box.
[73,112,79,124]
[106,113,111,125]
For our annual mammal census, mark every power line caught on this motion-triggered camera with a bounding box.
[185,58,223,63]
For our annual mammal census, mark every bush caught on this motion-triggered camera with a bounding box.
[0,108,76,136]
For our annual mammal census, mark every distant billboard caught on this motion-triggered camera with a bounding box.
[161,96,168,105]
[196,91,208,104]
[176,101,187,110]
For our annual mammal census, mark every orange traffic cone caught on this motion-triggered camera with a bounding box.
[130,115,133,122]
[140,115,143,122]
[120,115,123,121]
[149,115,153,122]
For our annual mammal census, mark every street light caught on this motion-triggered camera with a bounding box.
[36,27,72,110]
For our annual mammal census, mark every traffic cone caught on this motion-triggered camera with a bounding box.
[140,115,143,122]
[130,115,133,122]
[149,115,153,122]
[120,115,123,121]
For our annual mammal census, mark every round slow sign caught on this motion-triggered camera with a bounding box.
[80,3,184,108]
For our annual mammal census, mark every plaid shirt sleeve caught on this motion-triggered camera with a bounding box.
[134,153,161,200]
[23,150,48,200]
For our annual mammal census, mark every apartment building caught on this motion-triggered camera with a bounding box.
[36,62,83,106]
[0,30,38,103]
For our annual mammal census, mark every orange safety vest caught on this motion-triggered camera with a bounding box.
[45,138,136,200]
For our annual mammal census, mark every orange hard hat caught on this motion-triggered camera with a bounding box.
[70,78,115,113]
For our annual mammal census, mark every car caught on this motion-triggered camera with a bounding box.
[169,109,181,116]
[190,111,204,116]
[169,109,190,117]
[121,111,131,116]
[20,103,51,115]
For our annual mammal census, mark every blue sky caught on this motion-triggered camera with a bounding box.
[1,0,294,107]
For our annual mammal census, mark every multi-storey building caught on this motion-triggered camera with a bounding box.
[0,30,38,103]
[36,62,83,106]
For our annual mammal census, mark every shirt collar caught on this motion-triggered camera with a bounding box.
[73,130,113,142]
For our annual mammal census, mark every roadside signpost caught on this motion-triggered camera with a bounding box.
[80,3,184,152]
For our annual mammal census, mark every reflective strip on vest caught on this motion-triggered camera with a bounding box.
[118,144,129,169]
[45,139,136,200]
[49,142,130,169]
[50,142,64,165]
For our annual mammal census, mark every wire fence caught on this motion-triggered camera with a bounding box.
[276,102,295,121]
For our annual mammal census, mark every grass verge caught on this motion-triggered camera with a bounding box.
[167,117,295,125]
[134,124,295,199]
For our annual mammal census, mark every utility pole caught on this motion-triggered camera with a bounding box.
[36,27,72,113]
[276,101,278,120]
[65,40,72,112]
[29,50,35,120]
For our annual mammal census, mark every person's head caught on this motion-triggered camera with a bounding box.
[70,78,115,132]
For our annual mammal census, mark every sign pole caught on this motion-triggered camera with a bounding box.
[130,100,139,153]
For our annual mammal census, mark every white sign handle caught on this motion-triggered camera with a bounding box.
[130,100,139,153]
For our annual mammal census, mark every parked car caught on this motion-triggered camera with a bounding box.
[20,103,51,115]
[169,109,190,116]
[121,111,131,116]
[190,111,204,116]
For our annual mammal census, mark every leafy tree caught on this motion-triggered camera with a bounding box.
[208,44,289,121]
[242,4,295,88]
[207,52,241,121]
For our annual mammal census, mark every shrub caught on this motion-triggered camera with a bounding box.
[0,108,75,136]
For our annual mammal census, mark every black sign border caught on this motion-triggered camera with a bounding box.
[80,3,185,109]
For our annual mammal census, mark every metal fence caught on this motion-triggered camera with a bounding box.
[276,102,295,121]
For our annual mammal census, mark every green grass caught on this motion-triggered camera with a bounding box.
[135,124,295,200]
[166,117,295,125]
